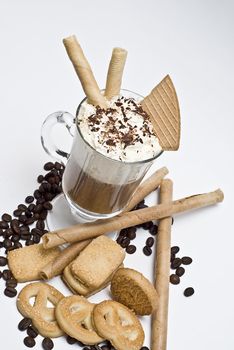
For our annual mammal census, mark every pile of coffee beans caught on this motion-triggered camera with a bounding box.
[170,245,194,297]
[116,200,159,256]
[0,162,64,300]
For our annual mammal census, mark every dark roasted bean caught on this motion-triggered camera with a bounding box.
[25,217,35,225]
[120,237,130,248]
[14,242,22,249]
[176,266,185,277]
[18,204,27,211]
[2,269,13,280]
[0,221,9,229]
[48,177,55,185]
[140,347,150,350]
[116,235,124,245]
[3,238,12,249]
[25,196,34,204]
[27,325,39,338]
[149,224,158,236]
[4,286,17,297]
[66,335,77,344]
[34,190,42,199]
[33,234,41,244]
[171,258,182,269]
[0,256,7,266]
[184,287,194,297]
[2,213,12,222]
[34,213,40,220]
[44,193,54,201]
[42,337,54,350]
[18,317,32,331]
[21,233,31,240]
[170,253,175,262]
[11,219,20,234]
[25,210,33,218]
[36,198,45,205]
[77,340,85,347]
[142,221,154,230]
[143,246,152,256]
[37,175,44,183]
[182,256,193,265]
[31,228,43,236]
[11,234,20,243]
[24,336,36,348]
[13,209,23,217]
[55,162,62,170]
[36,220,45,230]
[34,204,43,213]
[126,245,136,254]
[20,225,30,233]
[28,204,36,212]
[146,237,154,247]
[4,228,13,238]
[119,228,128,236]
[26,239,34,246]
[171,246,180,255]
[43,202,53,210]
[44,162,54,171]
[6,278,17,288]
[19,214,27,223]
[170,274,180,285]
[40,210,48,220]
[126,227,136,240]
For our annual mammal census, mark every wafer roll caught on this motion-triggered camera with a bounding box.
[63,35,107,108]
[105,47,128,99]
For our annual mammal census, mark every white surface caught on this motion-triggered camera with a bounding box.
[0,0,233,349]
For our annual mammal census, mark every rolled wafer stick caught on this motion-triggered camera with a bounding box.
[105,47,128,99]
[151,179,173,350]
[40,167,168,279]
[40,240,91,280]
[63,35,107,108]
[43,189,224,249]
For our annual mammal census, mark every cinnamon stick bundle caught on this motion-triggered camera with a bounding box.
[40,167,168,279]
[43,189,224,249]
[151,179,173,350]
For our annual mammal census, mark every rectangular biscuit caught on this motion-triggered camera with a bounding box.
[8,244,61,282]
[70,236,125,289]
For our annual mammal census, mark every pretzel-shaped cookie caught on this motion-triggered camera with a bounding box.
[93,300,144,350]
[17,282,64,338]
[55,295,104,345]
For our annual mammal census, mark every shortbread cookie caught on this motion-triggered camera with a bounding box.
[70,236,125,289]
[55,295,104,345]
[17,282,64,338]
[110,268,158,315]
[93,300,144,350]
[8,244,60,282]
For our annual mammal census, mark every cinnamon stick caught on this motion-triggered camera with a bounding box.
[39,167,168,279]
[43,189,224,249]
[105,47,128,99]
[63,35,107,108]
[151,179,173,350]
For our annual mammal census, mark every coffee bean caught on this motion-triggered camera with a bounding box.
[13,209,23,217]
[18,204,27,211]
[142,221,154,230]
[34,213,40,220]
[48,177,55,185]
[146,237,154,247]
[25,196,34,204]
[26,239,34,246]
[119,228,128,236]
[2,213,12,222]
[182,256,193,265]
[18,317,32,331]
[3,238,12,249]
[34,190,42,199]
[126,245,136,254]
[37,175,44,183]
[20,225,30,233]
[31,228,43,236]
[2,269,13,280]
[11,219,20,234]
[5,228,13,238]
[170,253,176,262]
[101,346,110,350]
[176,266,185,277]
[149,224,158,236]
[171,258,182,269]
[0,229,4,236]
[25,210,33,218]
[28,204,36,212]
[77,340,85,347]
[184,287,194,297]
[6,278,17,288]
[21,233,31,240]
[14,242,22,249]
[120,237,130,248]
[33,234,40,244]
[34,204,43,213]
[24,336,36,348]
[66,335,77,344]
[171,246,180,255]
[136,200,145,208]
[19,214,27,223]
[27,325,39,338]
[140,347,150,350]
[170,274,180,285]
[42,337,54,350]
[0,221,9,229]
[126,227,136,240]
[44,162,54,171]
[116,235,124,245]
[143,246,152,256]
[36,220,45,230]
[4,286,17,297]
[43,202,53,210]
[40,210,48,220]
[0,256,7,266]
[44,193,54,201]
[25,218,35,225]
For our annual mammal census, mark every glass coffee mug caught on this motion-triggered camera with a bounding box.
[41,90,163,223]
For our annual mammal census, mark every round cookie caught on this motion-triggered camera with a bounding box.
[93,300,144,350]
[110,267,158,315]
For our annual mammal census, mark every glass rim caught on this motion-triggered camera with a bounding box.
[75,89,163,165]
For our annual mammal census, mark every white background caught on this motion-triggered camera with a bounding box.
[0,0,233,349]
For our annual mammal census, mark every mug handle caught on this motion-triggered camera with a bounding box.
[41,111,75,164]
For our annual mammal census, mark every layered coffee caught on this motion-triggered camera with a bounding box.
[64,95,162,215]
